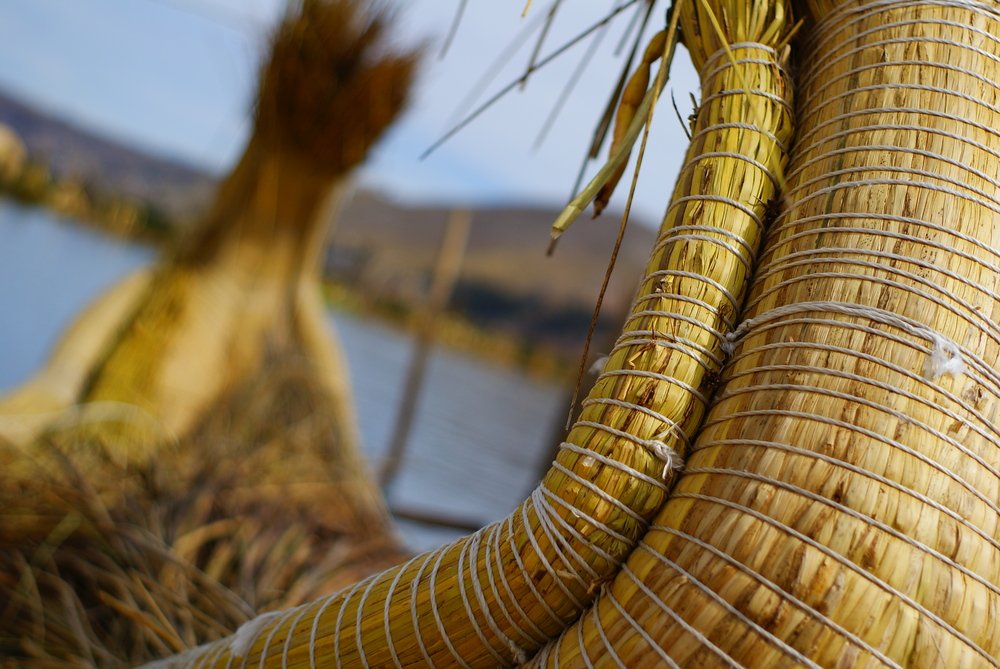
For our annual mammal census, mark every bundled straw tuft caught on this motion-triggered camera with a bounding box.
[255,0,418,177]
[0,355,407,667]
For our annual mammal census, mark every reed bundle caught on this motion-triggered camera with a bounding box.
[1,1,415,665]
[0,356,409,666]
[147,1,795,666]
[530,0,1000,665]
[181,0,416,264]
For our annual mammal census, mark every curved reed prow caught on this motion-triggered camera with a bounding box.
[0,1,418,665]
[531,0,1000,665]
[144,0,795,666]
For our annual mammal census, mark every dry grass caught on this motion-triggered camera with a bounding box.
[1,352,408,667]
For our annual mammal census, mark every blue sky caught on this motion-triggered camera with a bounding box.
[0,0,700,225]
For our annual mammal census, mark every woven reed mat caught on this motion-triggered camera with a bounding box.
[530,0,1000,666]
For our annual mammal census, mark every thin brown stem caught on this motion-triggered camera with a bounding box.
[421,0,639,159]
[438,0,468,59]
[564,0,684,429]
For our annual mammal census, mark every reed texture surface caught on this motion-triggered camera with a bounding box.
[532,0,1000,666]
[143,2,795,666]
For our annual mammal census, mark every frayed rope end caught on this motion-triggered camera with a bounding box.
[925,335,965,380]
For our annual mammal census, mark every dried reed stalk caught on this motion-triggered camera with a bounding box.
[531,0,1000,666]
[147,1,795,666]
[0,355,409,667]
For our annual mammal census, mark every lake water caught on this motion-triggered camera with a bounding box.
[0,199,564,552]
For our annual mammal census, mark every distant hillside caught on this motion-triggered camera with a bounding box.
[0,87,662,354]
[0,89,215,221]
[332,191,658,350]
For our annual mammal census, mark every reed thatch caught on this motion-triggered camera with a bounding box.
[1,1,417,665]
[142,0,797,665]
